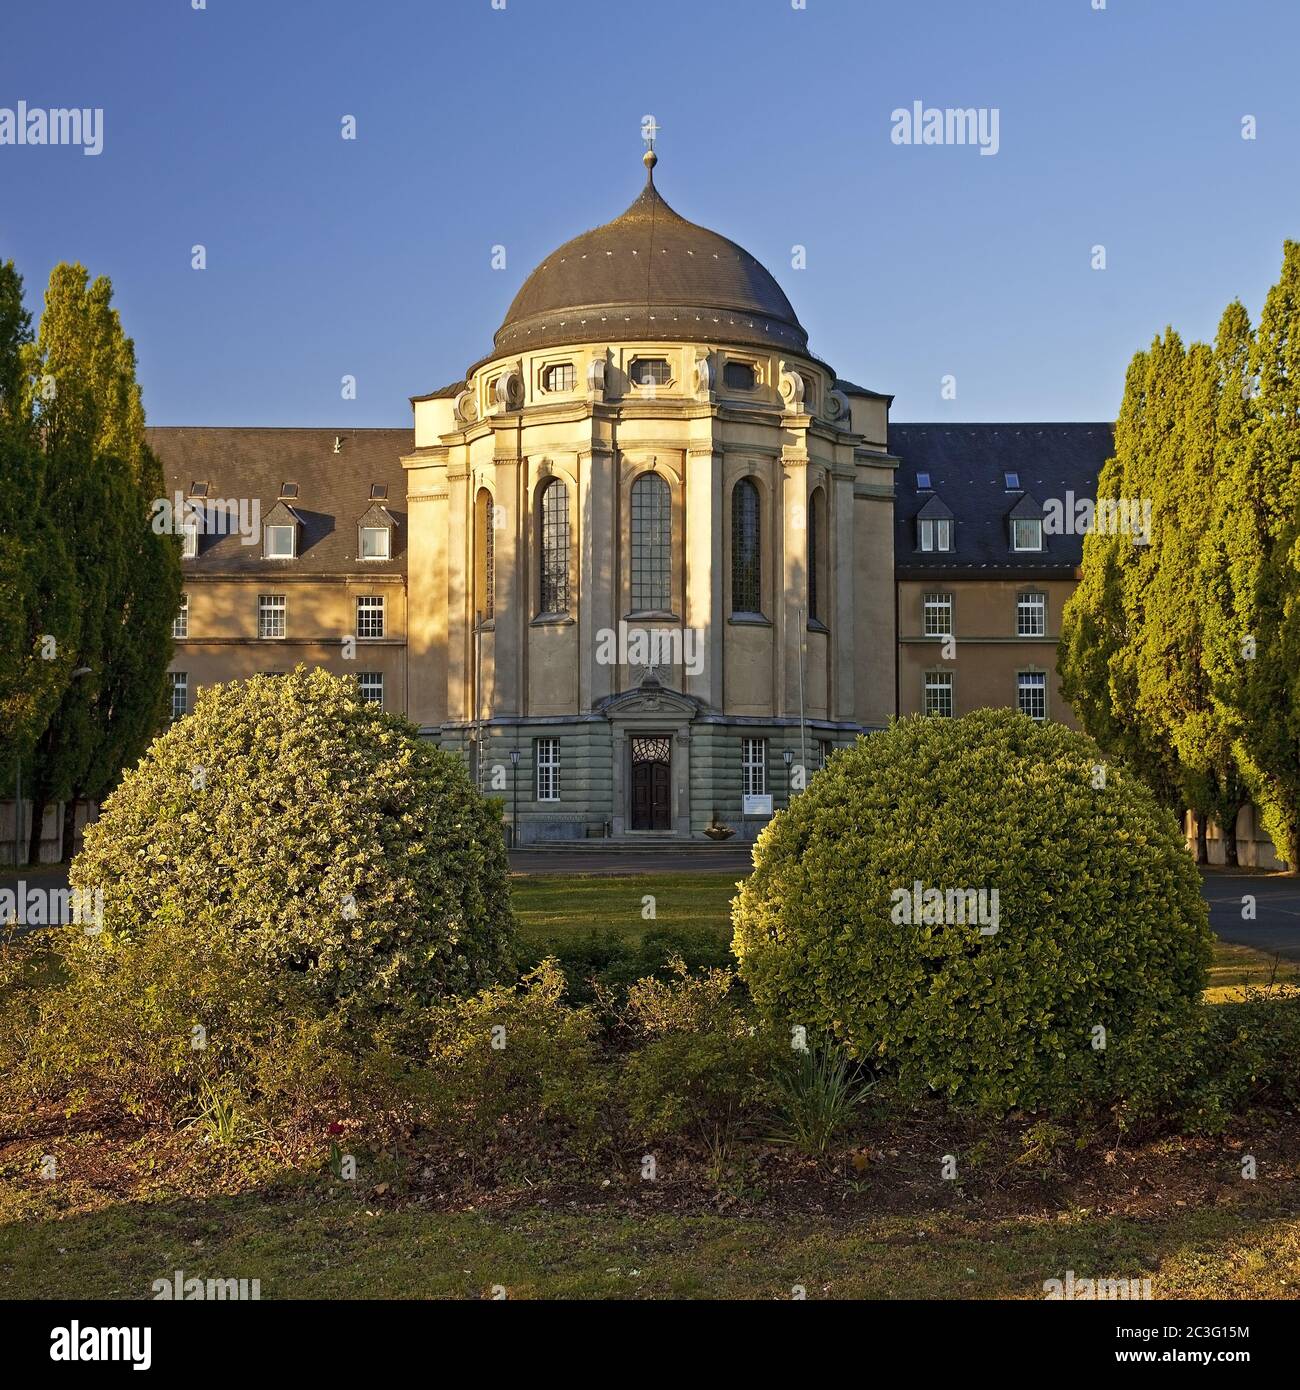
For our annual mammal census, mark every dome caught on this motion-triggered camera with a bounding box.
[493,162,809,357]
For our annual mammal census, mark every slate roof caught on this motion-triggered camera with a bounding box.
[147,426,413,576]
[493,171,808,358]
[889,423,1114,576]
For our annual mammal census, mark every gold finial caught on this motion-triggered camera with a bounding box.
[641,116,661,179]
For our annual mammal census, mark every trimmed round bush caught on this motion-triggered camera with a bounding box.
[72,666,517,1026]
[731,709,1212,1114]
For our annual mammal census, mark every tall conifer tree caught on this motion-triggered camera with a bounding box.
[1203,245,1300,869]
[0,262,79,796]
[23,265,179,862]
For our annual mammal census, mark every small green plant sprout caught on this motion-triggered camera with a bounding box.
[769,1044,873,1156]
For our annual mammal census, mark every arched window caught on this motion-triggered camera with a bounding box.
[731,478,761,615]
[630,473,671,613]
[538,479,569,615]
[475,487,495,621]
[808,487,827,625]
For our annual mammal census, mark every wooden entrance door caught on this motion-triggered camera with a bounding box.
[630,736,672,830]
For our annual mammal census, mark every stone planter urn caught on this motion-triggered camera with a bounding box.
[703,809,736,841]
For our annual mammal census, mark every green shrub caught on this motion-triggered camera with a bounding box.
[71,666,517,1029]
[732,709,1212,1115]
[769,1045,874,1155]
[618,959,782,1153]
[0,916,358,1129]
[517,927,733,1005]
[418,959,609,1159]
[1177,993,1300,1130]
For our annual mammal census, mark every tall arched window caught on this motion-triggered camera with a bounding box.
[808,487,827,625]
[475,487,495,621]
[538,478,569,615]
[630,473,671,613]
[731,478,761,615]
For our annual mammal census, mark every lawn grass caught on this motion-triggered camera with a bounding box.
[509,871,742,949]
[510,871,1293,1003]
[2,1182,1297,1299]
[4,871,1298,1301]
[1205,941,1300,1002]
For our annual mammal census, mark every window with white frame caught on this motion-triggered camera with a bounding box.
[924,670,953,717]
[535,737,560,801]
[265,523,296,559]
[817,739,833,770]
[168,671,188,721]
[631,357,671,387]
[356,595,385,639]
[173,593,189,639]
[543,362,575,392]
[919,517,952,552]
[1017,591,1046,637]
[360,525,390,560]
[181,521,199,558]
[1012,517,1043,552]
[1018,670,1047,722]
[923,592,953,636]
[357,672,383,706]
[741,737,766,796]
[258,594,286,639]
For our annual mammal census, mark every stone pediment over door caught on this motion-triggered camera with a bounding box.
[595,671,706,723]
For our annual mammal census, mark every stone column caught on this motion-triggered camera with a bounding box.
[674,726,692,836]
[610,726,627,836]
[780,450,810,719]
[579,444,616,712]
[492,452,523,717]
[833,469,856,720]
[685,448,723,708]
[445,464,470,723]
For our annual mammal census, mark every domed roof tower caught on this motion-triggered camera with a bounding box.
[493,150,808,358]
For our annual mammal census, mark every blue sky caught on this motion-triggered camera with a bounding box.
[2,0,1298,425]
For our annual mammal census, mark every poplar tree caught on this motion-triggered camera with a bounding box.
[1137,339,1245,862]
[0,262,79,798]
[1203,245,1300,870]
[23,265,180,863]
[1059,345,1183,812]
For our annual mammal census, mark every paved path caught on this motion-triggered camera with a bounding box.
[506,848,754,876]
[6,861,1300,960]
[1199,869,1300,962]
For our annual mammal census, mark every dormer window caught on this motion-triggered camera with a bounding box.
[181,521,199,558]
[631,357,671,387]
[265,523,297,560]
[1012,518,1043,552]
[360,525,390,561]
[543,363,576,392]
[919,517,953,552]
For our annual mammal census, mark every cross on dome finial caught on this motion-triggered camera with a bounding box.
[641,117,661,179]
